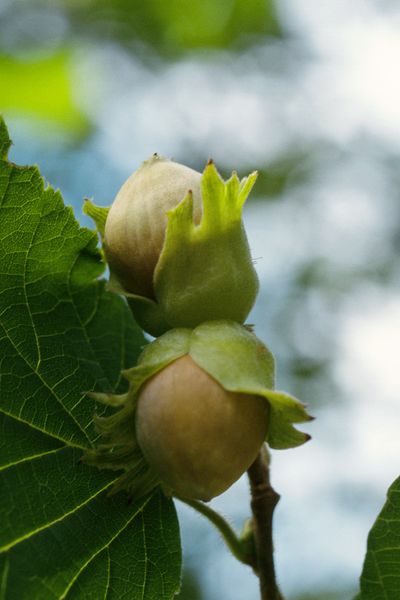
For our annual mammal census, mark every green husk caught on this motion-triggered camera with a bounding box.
[83,321,312,498]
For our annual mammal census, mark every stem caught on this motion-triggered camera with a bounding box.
[176,496,256,568]
[247,446,284,600]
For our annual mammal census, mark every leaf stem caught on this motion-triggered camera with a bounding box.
[176,496,256,568]
[247,446,284,600]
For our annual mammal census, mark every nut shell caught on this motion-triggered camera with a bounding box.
[104,156,202,298]
[135,355,268,501]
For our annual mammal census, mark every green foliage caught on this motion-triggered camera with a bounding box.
[55,0,282,55]
[2,109,398,598]
[358,476,400,599]
[0,118,181,599]
[0,52,89,135]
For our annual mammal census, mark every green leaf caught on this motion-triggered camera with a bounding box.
[0,119,11,160]
[0,52,89,135]
[359,476,400,599]
[0,118,181,599]
[59,0,282,56]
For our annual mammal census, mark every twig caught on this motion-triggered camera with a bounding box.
[176,496,256,568]
[247,446,284,600]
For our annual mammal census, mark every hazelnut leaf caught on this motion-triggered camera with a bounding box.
[0,118,181,600]
[359,475,400,599]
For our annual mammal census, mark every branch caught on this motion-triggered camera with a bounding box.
[247,446,284,600]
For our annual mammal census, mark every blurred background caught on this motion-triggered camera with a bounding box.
[1,1,399,598]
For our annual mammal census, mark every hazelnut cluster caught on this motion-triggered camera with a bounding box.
[84,156,311,501]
